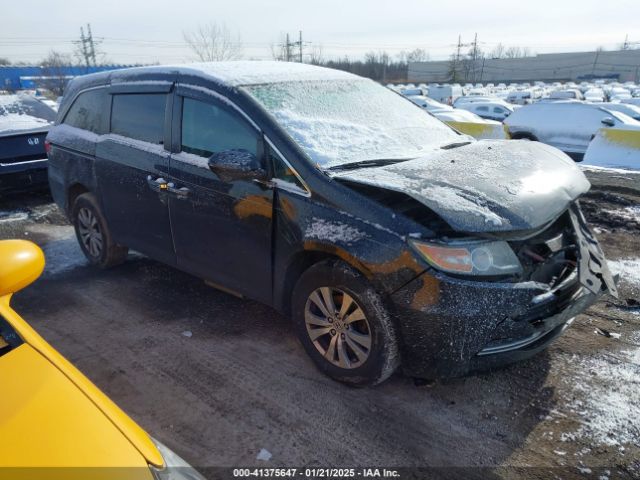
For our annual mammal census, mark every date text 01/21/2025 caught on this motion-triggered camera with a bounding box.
[232,468,400,478]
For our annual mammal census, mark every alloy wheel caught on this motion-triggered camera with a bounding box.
[77,207,103,259]
[304,287,372,369]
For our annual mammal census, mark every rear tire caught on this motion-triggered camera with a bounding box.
[292,259,399,386]
[72,193,128,268]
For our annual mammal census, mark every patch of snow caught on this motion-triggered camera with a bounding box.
[560,341,640,446]
[602,205,640,223]
[0,211,29,223]
[256,448,272,461]
[305,217,367,245]
[607,258,640,288]
[418,184,504,226]
[181,330,192,338]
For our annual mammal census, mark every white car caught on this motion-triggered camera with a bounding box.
[504,101,640,160]
[584,88,605,103]
[457,101,514,121]
[407,95,452,113]
[549,89,584,101]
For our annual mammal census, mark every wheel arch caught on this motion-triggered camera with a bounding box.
[510,131,539,141]
[67,183,91,216]
[276,245,373,318]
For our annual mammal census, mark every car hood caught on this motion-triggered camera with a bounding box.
[333,140,590,233]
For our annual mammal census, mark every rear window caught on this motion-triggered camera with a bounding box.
[110,93,166,144]
[63,89,106,134]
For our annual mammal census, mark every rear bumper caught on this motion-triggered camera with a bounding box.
[0,159,48,192]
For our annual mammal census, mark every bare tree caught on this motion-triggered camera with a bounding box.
[39,50,73,96]
[270,33,289,61]
[489,43,506,59]
[0,57,10,66]
[406,48,429,63]
[309,45,324,65]
[183,22,243,61]
[504,46,522,59]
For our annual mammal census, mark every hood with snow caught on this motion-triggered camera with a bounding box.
[333,140,590,233]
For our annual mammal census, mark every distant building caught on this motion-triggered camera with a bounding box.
[408,49,640,84]
[0,65,139,91]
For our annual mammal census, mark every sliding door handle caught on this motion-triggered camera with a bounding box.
[146,175,168,192]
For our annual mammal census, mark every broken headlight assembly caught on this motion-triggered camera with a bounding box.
[410,239,523,277]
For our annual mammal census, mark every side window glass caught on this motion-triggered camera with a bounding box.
[493,107,503,114]
[63,89,106,134]
[181,97,258,159]
[477,106,488,112]
[110,93,166,144]
[271,148,306,191]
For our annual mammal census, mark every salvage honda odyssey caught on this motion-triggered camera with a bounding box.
[46,62,617,385]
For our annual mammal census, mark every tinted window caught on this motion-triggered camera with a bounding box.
[111,93,166,143]
[63,89,106,134]
[181,97,258,158]
[493,107,504,114]
[476,106,489,112]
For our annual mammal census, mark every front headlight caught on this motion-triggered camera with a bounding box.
[410,239,522,276]
[150,438,206,480]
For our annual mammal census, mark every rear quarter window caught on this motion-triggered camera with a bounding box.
[63,89,108,134]
[110,93,167,144]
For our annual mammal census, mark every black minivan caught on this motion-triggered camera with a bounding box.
[47,62,616,385]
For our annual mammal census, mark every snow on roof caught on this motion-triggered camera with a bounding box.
[165,61,360,86]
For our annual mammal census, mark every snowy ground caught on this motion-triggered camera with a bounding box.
[0,170,638,478]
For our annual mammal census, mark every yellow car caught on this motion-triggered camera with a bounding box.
[0,239,204,480]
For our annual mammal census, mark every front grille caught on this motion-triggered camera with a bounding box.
[509,210,579,290]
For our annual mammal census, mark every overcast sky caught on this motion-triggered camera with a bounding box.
[1,0,639,64]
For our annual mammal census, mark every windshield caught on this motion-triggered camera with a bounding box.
[243,79,460,168]
[603,108,640,125]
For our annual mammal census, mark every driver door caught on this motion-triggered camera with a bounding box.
[167,87,273,303]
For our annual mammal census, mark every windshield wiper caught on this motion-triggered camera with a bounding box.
[440,141,472,150]
[327,158,415,172]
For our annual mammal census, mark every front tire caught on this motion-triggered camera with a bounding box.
[292,259,399,386]
[72,193,128,268]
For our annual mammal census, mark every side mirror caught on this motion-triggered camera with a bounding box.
[0,240,45,298]
[207,149,267,182]
[601,117,615,127]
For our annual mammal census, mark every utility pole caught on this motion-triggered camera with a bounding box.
[623,34,629,50]
[471,33,479,83]
[299,31,303,63]
[79,26,90,67]
[87,23,97,66]
[75,23,101,69]
[285,33,291,61]
[280,31,308,63]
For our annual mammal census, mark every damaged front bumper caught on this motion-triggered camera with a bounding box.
[391,203,617,380]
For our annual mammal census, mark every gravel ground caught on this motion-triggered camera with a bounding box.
[1,167,638,479]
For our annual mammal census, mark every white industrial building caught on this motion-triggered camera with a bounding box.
[408,49,640,83]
